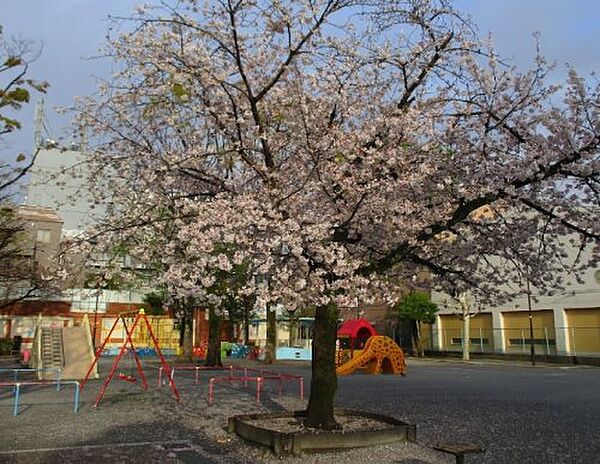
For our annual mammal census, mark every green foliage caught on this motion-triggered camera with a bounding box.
[0,338,13,355]
[142,290,167,315]
[0,25,48,136]
[6,87,29,103]
[3,56,22,67]
[171,82,188,102]
[394,291,438,324]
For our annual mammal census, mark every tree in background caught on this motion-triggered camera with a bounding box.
[163,242,260,366]
[141,290,167,315]
[78,0,599,429]
[393,291,438,356]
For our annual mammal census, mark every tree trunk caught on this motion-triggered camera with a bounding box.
[306,303,340,430]
[205,306,222,367]
[409,319,418,356]
[462,315,471,361]
[243,304,250,345]
[264,305,277,364]
[182,315,193,361]
[178,315,185,349]
[288,314,295,347]
[415,320,424,357]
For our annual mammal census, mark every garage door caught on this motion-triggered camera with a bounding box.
[565,308,600,355]
[502,310,555,355]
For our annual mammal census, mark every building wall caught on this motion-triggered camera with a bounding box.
[16,205,63,264]
[431,243,600,356]
[26,148,103,233]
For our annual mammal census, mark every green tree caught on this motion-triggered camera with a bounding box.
[142,290,167,315]
[393,291,438,356]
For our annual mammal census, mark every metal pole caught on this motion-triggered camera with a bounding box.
[479,328,484,352]
[544,328,550,356]
[74,381,80,413]
[13,384,20,417]
[93,285,100,350]
[527,279,536,366]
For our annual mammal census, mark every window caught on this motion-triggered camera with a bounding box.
[508,338,556,346]
[36,229,51,243]
[299,323,313,341]
[451,337,489,345]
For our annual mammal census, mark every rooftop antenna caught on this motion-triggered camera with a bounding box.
[33,97,45,149]
[80,126,87,153]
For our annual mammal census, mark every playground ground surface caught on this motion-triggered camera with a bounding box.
[0,356,599,463]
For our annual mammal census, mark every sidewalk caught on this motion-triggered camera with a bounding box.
[409,355,600,369]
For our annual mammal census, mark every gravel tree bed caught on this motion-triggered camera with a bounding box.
[243,414,393,434]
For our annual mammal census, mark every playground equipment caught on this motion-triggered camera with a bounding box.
[336,335,407,376]
[156,365,305,405]
[0,367,62,386]
[336,318,378,366]
[157,365,233,387]
[99,314,180,356]
[1,380,80,416]
[30,314,97,380]
[206,367,304,405]
[80,309,180,407]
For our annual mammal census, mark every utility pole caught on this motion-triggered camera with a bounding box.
[526,279,536,366]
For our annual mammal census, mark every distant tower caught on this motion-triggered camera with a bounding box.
[80,126,87,152]
[33,98,45,150]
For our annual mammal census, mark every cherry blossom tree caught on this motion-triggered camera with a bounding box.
[78,0,599,429]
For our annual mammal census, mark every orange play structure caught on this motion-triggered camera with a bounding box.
[336,318,378,366]
[336,335,407,376]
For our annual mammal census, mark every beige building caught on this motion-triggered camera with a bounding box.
[430,260,600,358]
[16,205,64,268]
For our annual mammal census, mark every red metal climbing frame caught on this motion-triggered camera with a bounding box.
[80,309,180,407]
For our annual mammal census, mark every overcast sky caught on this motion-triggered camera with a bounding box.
[1,0,599,163]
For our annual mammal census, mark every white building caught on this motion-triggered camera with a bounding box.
[26,147,103,234]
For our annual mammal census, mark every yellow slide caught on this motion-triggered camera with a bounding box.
[336,336,407,376]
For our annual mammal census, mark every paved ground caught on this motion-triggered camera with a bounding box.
[0,357,598,463]
[337,359,600,463]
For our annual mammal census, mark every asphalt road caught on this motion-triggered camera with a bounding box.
[333,359,600,463]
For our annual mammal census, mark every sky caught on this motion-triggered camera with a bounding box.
[1,0,599,163]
